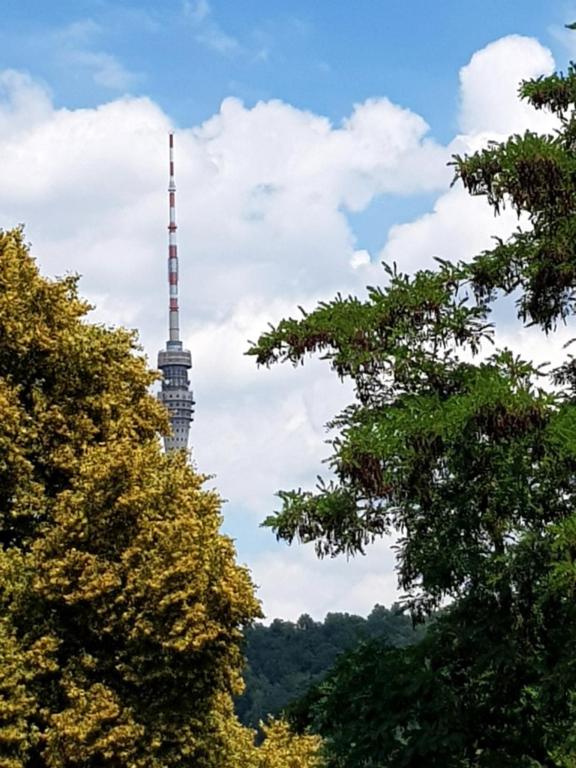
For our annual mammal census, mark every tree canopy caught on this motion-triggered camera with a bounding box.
[0,229,320,768]
[236,604,422,729]
[249,65,576,766]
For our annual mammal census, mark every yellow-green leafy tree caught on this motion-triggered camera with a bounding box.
[0,228,321,768]
[213,696,323,768]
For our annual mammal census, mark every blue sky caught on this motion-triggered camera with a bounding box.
[0,1,570,135]
[1,1,575,619]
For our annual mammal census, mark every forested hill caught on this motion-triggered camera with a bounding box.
[236,604,423,727]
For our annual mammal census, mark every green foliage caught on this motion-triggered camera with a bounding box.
[236,604,422,728]
[248,65,576,765]
[292,552,576,766]
[452,65,576,330]
[217,709,324,768]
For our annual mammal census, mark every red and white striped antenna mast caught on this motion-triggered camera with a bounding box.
[157,132,194,452]
[168,132,180,342]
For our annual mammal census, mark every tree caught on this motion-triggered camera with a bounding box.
[248,65,576,765]
[292,592,576,767]
[218,710,323,768]
[0,229,320,768]
[236,605,421,729]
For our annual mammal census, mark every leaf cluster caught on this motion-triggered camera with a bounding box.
[452,66,576,329]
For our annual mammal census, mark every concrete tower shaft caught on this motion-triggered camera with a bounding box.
[157,133,194,452]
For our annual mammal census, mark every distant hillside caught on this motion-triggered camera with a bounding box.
[236,604,424,728]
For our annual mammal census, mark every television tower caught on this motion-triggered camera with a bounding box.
[157,133,194,451]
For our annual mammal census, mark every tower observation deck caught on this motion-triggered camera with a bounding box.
[157,133,194,451]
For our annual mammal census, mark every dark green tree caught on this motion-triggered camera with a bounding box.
[236,605,420,729]
[248,65,576,766]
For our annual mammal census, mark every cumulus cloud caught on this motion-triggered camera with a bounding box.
[0,66,446,617]
[381,185,520,272]
[250,538,398,622]
[380,35,559,277]
[0,70,53,137]
[458,35,556,135]
[0,32,566,620]
[0,81,445,339]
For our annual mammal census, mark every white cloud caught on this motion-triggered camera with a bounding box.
[381,185,521,272]
[380,35,559,274]
[458,35,556,135]
[183,0,242,56]
[0,70,53,137]
[68,50,138,90]
[0,69,443,620]
[250,538,399,622]
[350,249,371,269]
[52,17,139,91]
[494,323,576,373]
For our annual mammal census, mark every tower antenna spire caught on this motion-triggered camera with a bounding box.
[168,132,180,342]
[158,132,194,451]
